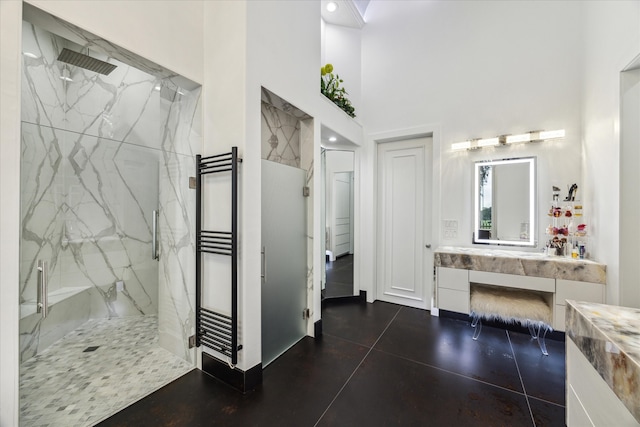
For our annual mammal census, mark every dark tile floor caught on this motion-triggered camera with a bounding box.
[99,301,566,427]
[323,254,354,298]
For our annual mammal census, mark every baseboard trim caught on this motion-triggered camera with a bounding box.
[321,290,367,309]
[314,319,323,337]
[201,352,262,393]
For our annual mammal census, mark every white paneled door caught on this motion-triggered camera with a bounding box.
[332,172,353,257]
[376,137,433,309]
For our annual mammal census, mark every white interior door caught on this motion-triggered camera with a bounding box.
[261,160,307,366]
[376,137,433,309]
[332,172,352,257]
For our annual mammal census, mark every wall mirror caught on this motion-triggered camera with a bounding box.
[473,157,536,246]
[320,124,358,301]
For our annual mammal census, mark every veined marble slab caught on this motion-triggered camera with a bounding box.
[434,246,606,284]
[20,18,201,365]
[566,300,640,423]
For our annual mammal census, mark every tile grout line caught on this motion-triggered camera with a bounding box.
[527,395,566,409]
[507,330,536,426]
[313,305,403,427]
[321,331,378,349]
[372,346,530,399]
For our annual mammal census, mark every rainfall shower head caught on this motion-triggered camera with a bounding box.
[57,48,117,75]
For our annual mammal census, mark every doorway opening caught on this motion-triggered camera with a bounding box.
[323,150,355,299]
[260,88,313,366]
[19,6,199,425]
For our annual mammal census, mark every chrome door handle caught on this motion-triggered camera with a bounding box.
[152,209,159,260]
[37,260,48,319]
[261,246,266,282]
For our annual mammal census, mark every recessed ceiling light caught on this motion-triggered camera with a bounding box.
[326,2,338,12]
[329,136,337,142]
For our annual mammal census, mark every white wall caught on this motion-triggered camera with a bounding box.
[358,1,585,298]
[582,0,640,306]
[323,23,362,122]
[1,3,23,424]
[24,0,204,84]
[201,0,325,370]
[246,0,323,349]
[619,67,640,308]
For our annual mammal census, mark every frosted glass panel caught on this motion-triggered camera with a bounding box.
[261,160,307,366]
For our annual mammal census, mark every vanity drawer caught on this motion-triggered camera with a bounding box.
[437,267,469,291]
[469,270,555,293]
[556,279,605,305]
[438,288,470,314]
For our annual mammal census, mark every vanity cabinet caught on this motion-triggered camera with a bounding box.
[434,248,606,332]
[436,267,469,314]
[567,338,639,426]
[469,270,555,293]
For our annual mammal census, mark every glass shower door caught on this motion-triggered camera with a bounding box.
[261,159,307,366]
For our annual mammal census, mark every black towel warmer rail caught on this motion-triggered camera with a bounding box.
[195,147,242,365]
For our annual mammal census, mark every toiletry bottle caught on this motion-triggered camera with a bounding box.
[579,243,586,259]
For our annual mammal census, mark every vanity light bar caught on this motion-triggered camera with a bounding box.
[451,141,472,151]
[538,129,565,140]
[505,133,531,144]
[477,137,500,147]
[453,129,565,151]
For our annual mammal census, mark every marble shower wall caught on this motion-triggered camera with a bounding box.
[20,21,200,362]
[20,123,160,313]
[261,101,301,167]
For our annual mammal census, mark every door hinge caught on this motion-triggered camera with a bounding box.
[303,308,311,319]
[188,335,196,348]
[189,177,196,189]
[303,186,310,197]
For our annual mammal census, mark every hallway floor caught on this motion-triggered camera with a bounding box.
[99,302,566,426]
[323,254,354,299]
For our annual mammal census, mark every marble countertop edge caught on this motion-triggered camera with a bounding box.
[566,300,640,423]
[566,300,640,372]
[435,246,606,267]
[434,246,607,284]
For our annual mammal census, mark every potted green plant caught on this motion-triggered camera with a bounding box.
[320,63,356,118]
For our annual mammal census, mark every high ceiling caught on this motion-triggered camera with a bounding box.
[321,0,371,29]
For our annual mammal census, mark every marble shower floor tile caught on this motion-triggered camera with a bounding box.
[20,315,193,427]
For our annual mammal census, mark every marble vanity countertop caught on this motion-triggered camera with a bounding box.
[566,300,640,422]
[434,246,606,284]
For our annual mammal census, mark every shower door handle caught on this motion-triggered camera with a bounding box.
[37,260,48,319]
[152,209,159,260]
[261,246,267,282]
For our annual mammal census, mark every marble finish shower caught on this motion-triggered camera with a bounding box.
[19,19,201,364]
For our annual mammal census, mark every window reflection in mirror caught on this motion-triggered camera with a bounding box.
[474,157,536,247]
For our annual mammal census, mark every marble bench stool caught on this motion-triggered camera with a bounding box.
[470,284,553,355]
